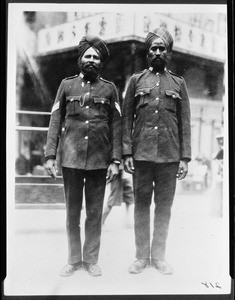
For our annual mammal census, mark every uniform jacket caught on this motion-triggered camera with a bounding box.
[45,74,122,170]
[122,68,191,163]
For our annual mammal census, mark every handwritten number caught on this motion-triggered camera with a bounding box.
[201,281,221,289]
[201,282,209,288]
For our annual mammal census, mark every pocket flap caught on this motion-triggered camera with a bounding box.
[66,96,81,102]
[165,90,181,100]
[94,98,110,105]
[135,88,151,97]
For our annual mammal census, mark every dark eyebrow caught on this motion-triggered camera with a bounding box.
[84,54,100,59]
[150,46,166,51]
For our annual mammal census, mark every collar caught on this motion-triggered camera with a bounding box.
[79,72,99,83]
[149,67,167,75]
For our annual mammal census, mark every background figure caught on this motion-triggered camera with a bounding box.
[45,35,121,278]
[102,164,134,228]
[122,27,191,275]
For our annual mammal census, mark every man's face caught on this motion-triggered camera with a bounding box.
[79,47,102,80]
[147,37,168,71]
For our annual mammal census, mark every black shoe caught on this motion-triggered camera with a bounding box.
[60,261,83,277]
[128,259,150,274]
[152,259,173,275]
[83,262,102,277]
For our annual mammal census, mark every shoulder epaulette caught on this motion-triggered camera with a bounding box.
[64,74,78,81]
[133,69,148,76]
[168,70,182,79]
[100,77,115,86]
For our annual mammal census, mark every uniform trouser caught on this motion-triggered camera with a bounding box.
[133,161,179,261]
[62,167,107,265]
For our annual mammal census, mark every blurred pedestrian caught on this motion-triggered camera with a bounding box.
[45,35,122,277]
[102,164,134,228]
[122,27,191,275]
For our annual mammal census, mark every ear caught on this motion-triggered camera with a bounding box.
[146,50,151,57]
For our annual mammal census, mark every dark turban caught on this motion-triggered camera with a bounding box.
[145,27,174,53]
[78,35,110,62]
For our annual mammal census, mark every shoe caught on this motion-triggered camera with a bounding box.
[128,259,150,274]
[60,261,83,277]
[84,262,102,277]
[152,260,173,275]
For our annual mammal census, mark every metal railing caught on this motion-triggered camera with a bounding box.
[16,110,50,131]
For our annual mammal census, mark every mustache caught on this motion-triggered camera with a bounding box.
[83,62,99,70]
[77,59,101,72]
[151,55,165,62]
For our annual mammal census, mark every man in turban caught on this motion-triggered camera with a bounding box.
[45,35,121,277]
[122,27,191,275]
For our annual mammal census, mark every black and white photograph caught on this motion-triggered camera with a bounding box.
[5,1,232,297]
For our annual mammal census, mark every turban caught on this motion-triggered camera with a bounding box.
[78,35,110,62]
[145,27,174,53]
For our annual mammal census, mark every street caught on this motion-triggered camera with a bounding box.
[4,188,231,296]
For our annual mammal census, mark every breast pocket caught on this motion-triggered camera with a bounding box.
[135,88,151,111]
[93,97,110,117]
[66,96,82,116]
[164,90,181,113]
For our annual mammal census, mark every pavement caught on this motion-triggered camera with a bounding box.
[4,187,231,297]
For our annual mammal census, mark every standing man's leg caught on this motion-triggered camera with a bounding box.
[83,169,107,276]
[151,162,179,274]
[60,167,85,276]
[128,161,153,274]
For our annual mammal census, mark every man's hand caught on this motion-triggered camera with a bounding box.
[176,160,188,180]
[45,159,58,178]
[106,163,119,183]
[124,156,135,174]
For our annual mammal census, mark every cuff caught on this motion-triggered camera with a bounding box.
[45,155,56,162]
[112,159,121,165]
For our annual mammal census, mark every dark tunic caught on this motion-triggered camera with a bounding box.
[45,74,122,169]
[122,68,191,162]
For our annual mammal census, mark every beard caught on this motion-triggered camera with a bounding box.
[78,60,101,82]
[148,55,167,72]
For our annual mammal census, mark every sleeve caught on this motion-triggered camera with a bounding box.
[44,79,66,159]
[109,84,122,162]
[122,76,136,157]
[178,77,191,161]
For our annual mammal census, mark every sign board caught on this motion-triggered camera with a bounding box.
[38,12,226,62]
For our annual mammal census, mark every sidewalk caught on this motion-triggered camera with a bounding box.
[4,190,230,296]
